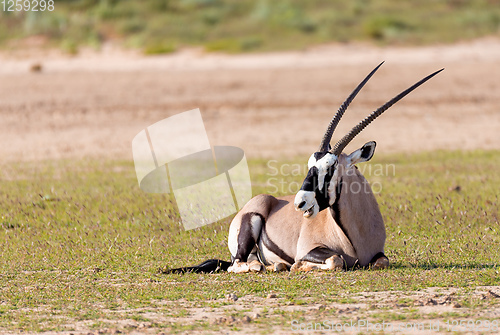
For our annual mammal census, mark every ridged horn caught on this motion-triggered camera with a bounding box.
[331,68,444,156]
[318,61,385,152]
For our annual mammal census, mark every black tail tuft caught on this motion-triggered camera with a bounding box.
[160,259,232,274]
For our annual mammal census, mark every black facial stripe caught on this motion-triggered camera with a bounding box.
[299,167,318,192]
[315,169,333,210]
[315,193,330,210]
[300,159,339,212]
[321,167,335,194]
[300,160,337,192]
[313,151,329,161]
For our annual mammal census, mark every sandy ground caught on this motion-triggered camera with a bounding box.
[6,286,500,335]
[0,38,499,163]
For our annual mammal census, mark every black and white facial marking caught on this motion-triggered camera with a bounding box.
[294,141,377,219]
[294,151,340,218]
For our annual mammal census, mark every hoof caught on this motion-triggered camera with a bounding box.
[266,262,288,272]
[325,255,344,271]
[248,260,264,272]
[291,255,344,272]
[228,260,248,273]
[290,261,320,272]
[290,261,303,272]
[228,259,265,273]
[273,262,288,272]
[372,256,389,270]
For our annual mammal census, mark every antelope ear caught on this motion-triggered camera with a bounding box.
[346,141,376,166]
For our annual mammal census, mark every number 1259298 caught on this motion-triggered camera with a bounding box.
[2,0,54,11]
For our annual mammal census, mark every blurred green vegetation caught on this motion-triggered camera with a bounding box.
[1,0,500,54]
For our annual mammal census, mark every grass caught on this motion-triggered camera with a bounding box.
[1,0,500,54]
[0,150,499,332]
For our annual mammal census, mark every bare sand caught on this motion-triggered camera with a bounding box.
[0,38,499,163]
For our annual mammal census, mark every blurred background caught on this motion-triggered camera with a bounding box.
[0,0,499,161]
[2,0,500,53]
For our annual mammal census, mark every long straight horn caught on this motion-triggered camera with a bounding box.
[331,68,444,156]
[318,61,385,152]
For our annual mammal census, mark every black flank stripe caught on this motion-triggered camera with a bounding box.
[331,177,357,255]
[260,224,294,265]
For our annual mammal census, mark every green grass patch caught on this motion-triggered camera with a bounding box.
[0,150,499,332]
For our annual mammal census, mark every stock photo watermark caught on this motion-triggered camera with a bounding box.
[266,159,395,195]
[1,0,54,12]
[291,319,500,333]
[132,109,252,231]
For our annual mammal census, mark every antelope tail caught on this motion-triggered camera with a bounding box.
[160,259,232,274]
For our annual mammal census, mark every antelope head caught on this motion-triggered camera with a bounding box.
[294,63,443,218]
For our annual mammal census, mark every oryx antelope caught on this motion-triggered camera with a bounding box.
[166,63,443,274]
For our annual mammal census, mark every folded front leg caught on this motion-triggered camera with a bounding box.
[290,247,344,272]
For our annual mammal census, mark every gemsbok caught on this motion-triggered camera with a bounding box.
[166,62,443,274]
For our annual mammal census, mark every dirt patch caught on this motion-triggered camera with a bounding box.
[5,286,500,335]
[0,38,499,163]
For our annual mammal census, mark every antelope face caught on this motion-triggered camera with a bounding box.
[294,142,377,219]
[294,151,340,218]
